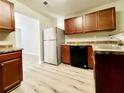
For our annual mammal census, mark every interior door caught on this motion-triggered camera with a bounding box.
[44,41,57,65]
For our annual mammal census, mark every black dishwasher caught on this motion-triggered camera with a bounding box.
[70,46,88,69]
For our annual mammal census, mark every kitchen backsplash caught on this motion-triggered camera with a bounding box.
[65,35,116,42]
[67,40,119,45]
[65,32,124,47]
[0,32,16,47]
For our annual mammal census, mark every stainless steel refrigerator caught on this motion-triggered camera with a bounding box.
[43,27,65,65]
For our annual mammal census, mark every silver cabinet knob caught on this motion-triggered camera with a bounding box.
[0,64,4,67]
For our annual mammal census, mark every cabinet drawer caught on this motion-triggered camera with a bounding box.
[0,51,22,62]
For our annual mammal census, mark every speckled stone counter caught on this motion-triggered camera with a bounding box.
[94,48,124,55]
[62,44,124,55]
[0,48,23,54]
[61,44,92,47]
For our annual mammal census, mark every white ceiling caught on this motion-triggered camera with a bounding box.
[17,0,115,18]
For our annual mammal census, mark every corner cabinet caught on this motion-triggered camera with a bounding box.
[0,0,15,31]
[64,16,83,35]
[0,50,23,93]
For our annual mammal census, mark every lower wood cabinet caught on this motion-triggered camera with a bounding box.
[0,50,23,93]
[61,45,70,64]
[61,45,94,69]
[95,54,124,93]
[87,46,94,69]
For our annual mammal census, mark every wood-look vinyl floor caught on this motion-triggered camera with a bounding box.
[10,61,95,93]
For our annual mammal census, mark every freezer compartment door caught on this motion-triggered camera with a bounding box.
[43,28,57,40]
[44,41,57,65]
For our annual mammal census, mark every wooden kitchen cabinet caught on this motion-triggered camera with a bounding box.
[74,16,84,33]
[98,7,116,31]
[61,45,94,69]
[61,45,70,64]
[84,12,98,32]
[95,53,124,93]
[87,46,94,69]
[0,50,23,93]
[0,0,15,31]
[64,16,83,35]
[64,7,116,35]
[64,18,74,34]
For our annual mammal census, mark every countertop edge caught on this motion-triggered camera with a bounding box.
[0,48,23,54]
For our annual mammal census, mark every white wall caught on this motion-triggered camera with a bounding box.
[15,12,40,60]
[57,16,65,30]
[15,28,22,48]
[13,0,56,29]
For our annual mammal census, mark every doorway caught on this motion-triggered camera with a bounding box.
[15,12,41,64]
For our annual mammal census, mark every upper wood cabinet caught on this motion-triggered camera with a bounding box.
[74,16,84,33]
[0,0,15,31]
[64,18,74,34]
[64,7,116,35]
[64,16,83,35]
[84,12,98,32]
[98,7,116,31]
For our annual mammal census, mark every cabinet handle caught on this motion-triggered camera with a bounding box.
[0,64,4,67]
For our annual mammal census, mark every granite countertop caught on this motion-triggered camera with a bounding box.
[0,48,23,54]
[93,44,124,55]
[94,48,124,55]
[62,44,124,55]
[61,44,92,47]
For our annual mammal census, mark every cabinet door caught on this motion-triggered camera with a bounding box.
[74,16,83,33]
[61,45,70,64]
[64,17,83,34]
[95,54,124,93]
[84,12,98,32]
[98,7,116,31]
[0,58,22,92]
[0,0,15,31]
[64,18,74,34]
[87,46,94,69]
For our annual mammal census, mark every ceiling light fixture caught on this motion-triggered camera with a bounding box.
[43,1,48,6]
